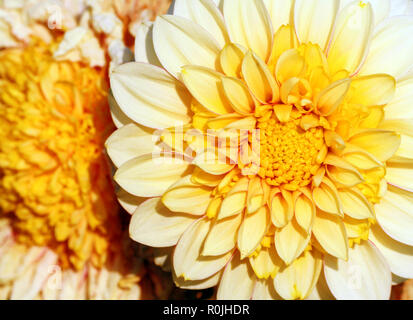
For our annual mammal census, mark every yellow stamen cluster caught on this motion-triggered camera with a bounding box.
[257,114,324,189]
[0,39,119,270]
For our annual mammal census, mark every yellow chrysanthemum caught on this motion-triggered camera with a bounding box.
[108,0,413,300]
[0,38,152,299]
[0,39,120,270]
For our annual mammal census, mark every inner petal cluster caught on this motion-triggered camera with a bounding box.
[257,112,325,189]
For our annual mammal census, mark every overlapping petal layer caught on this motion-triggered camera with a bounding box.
[109,0,413,300]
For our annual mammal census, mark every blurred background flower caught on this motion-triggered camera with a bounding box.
[0,0,174,300]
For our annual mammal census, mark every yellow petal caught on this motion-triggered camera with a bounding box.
[268,25,298,72]
[241,51,279,103]
[219,178,249,220]
[270,188,294,228]
[203,214,243,256]
[338,187,375,220]
[324,154,364,188]
[249,246,282,279]
[274,219,311,265]
[219,43,247,78]
[222,76,255,115]
[348,129,401,162]
[315,79,351,116]
[275,49,306,84]
[312,210,348,260]
[312,177,343,216]
[193,149,235,175]
[181,66,233,115]
[247,177,265,214]
[349,74,396,106]
[238,206,270,259]
[294,189,315,233]
[162,176,212,215]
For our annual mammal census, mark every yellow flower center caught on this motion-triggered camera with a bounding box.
[257,112,324,189]
[0,39,119,270]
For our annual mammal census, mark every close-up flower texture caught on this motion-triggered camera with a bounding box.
[108,0,413,300]
[1,0,413,302]
[0,0,173,300]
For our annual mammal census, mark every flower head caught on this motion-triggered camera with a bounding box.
[109,0,413,300]
[0,0,173,300]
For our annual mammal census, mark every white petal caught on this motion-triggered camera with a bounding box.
[129,198,196,247]
[375,184,413,246]
[262,0,293,33]
[116,189,145,215]
[217,254,256,300]
[306,271,335,300]
[369,224,413,279]
[173,268,222,290]
[106,124,159,168]
[327,1,374,75]
[274,251,322,300]
[108,90,133,128]
[389,0,409,17]
[223,0,274,62]
[110,62,191,129]
[252,279,282,300]
[339,0,390,25]
[359,16,413,79]
[174,217,232,281]
[324,241,392,300]
[153,15,221,78]
[294,0,339,50]
[115,153,190,197]
[134,22,162,67]
[173,0,229,47]
[385,76,413,120]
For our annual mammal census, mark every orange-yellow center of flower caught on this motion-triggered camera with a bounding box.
[257,113,325,190]
[0,39,119,270]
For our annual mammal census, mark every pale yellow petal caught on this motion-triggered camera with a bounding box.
[242,51,279,103]
[273,251,322,300]
[162,176,213,215]
[238,206,270,259]
[110,62,191,129]
[203,214,243,256]
[181,66,233,115]
[312,210,348,260]
[129,198,196,247]
[327,1,374,75]
[223,0,274,62]
[115,153,190,197]
[174,217,232,281]
[153,15,221,78]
